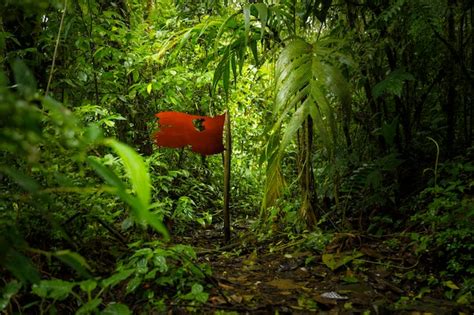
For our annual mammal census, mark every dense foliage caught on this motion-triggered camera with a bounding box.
[1,0,472,313]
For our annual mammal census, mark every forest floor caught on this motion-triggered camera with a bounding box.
[172,219,473,314]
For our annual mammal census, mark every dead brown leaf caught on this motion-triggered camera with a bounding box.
[267,278,301,290]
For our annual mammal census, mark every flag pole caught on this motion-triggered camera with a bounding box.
[223,110,231,243]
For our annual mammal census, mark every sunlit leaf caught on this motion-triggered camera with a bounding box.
[101,303,132,315]
[76,298,102,315]
[79,280,97,293]
[31,280,75,300]
[101,270,134,288]
[105,139,151,208]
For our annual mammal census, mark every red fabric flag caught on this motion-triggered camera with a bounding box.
[153,111,225,155]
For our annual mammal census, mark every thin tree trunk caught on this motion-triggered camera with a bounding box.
[297,116,317,227]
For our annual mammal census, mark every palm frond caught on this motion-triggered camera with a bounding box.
[263,38,351,212]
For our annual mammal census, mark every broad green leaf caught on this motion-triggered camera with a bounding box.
[105,139,150,207]
[146,83,152,94]
[79,280,97,293]
[264,38,350,210]
[75,298,102,315]
[277,100,309,159]
[54,250,92,278]
[87,157,126,190]
[101,303,132,315]
[31,280,75,300]
[181,283,208,303]
[372,68,415,99]
[253,3,268,40]
[101,270,134,288]
[249,39,259,65]
[89,148,168,238]
[214,13,240,52]
[141,210,169,240]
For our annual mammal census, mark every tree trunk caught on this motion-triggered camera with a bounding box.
[297,116,318,227]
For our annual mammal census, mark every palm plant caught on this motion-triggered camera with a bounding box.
[262,37,351,227]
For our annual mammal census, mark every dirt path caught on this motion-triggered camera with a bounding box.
[174,223,471,314]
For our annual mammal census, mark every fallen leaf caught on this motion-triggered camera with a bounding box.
[322,251,363,271]
[209,296,227,305]
[267,278,301,290]
[314,295,338,306]
[218,282,234,290]
[230,294,243,303]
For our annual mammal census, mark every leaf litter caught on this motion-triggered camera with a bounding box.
[171,221,473,314]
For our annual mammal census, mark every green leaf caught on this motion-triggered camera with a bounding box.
[125,276,142,295]
[31,280,75,300]
[105,139,150,207]
[152,255,168,273]
[146,83,152,94]
[87,157,126,190]
[372,68,415,99]
[101,303,132,315]
[443,280,459,290]
[249,39,259,65]
[322,251,363,271]
[79,280,97,293]
[243,5,251,47]
[253,3,268,40]
[1,248,40,284]
[181,283,209,303]
[54,250,92,278]
[101,270,134,288]
[89,146,169,239]
[263,38,350,210]
[75,298,102,315]
[0,281,21,311]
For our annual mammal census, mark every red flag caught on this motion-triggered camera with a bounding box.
[154,111,225,155]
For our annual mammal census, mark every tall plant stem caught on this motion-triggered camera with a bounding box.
[45,0,67,96]
[427,137,440,188]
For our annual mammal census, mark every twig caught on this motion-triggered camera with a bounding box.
[196,241,241,255]
[354,257,419,270]
[46,0,67,96]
